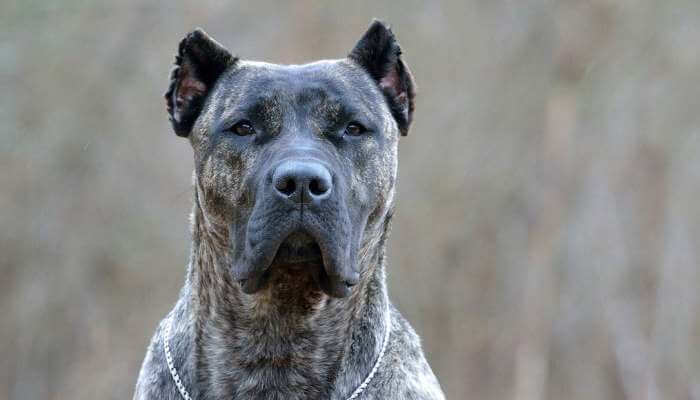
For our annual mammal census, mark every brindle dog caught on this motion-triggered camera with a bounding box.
[133,20,444,400]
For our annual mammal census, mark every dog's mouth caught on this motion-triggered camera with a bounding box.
[272,231,324,266]
[238,229,354,297]
[233,199,361,298]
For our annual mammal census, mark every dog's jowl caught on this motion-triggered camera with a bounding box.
[134,21,444,400]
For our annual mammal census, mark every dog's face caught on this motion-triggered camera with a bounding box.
[165,21,415,298]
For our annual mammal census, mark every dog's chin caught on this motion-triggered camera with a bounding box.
[238,231,355,298]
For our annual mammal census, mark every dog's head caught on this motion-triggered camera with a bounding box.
[165,21,415,298]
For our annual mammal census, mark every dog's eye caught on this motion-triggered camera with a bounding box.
[345,122,367,137]
[229,120,255,136]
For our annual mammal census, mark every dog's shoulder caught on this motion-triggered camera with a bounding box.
[133,300,194,400]
[365,305,446,399]
[133,317,175,399]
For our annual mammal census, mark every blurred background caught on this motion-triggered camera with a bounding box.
[2,1,700,399]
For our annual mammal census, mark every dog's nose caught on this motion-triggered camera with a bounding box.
[272,160,333,204]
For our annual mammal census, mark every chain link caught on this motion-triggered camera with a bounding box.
[164,316,192,400]
[345,308,392,399]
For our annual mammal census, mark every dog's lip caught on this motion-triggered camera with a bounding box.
[237,216,358,297]
[272,231,324,265]
[238,229,326,292]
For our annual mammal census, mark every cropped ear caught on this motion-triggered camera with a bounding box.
[165,29,237,137]
[348,20,416,136]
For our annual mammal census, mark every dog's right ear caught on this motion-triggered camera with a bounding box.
[165,29,237,137]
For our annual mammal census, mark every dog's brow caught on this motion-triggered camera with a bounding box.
[243,95,284,129]
[312,98,355,130]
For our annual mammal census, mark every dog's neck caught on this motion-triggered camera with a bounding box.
[181,194,391,399]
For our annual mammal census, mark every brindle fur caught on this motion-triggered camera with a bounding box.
[134,21,444,400]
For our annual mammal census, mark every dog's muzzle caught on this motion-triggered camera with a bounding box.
[230,158,360,298]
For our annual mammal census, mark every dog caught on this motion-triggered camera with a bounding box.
[133,20,444,400]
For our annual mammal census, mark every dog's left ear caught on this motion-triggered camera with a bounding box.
[165,29,237,137]
[349,20,416,136]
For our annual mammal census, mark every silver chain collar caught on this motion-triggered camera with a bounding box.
[163,316,192,400]
[163,306,392,400]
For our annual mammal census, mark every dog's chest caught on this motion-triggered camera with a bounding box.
[196,310,346,399]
